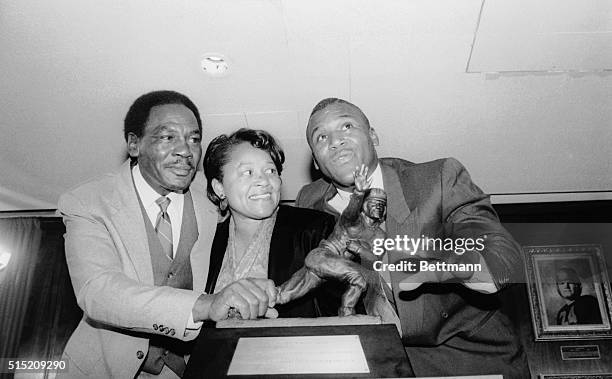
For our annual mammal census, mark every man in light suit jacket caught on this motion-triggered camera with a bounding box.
[58,91,276,378]
[295,98,530,378]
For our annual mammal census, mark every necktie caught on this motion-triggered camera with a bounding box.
[155,196,173,260]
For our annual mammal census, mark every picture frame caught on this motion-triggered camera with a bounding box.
[524,244,612,341]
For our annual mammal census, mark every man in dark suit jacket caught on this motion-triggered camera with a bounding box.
[295,97,529,378]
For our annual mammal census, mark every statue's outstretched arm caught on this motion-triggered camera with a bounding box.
[276,266,324,305]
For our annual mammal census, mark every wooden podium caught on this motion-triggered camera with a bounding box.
[184,317,413,378]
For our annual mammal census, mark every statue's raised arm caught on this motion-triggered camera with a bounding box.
[277,165,393,319]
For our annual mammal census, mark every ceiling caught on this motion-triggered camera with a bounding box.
[1,0,611,211]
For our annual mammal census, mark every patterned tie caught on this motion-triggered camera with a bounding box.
[155,196,173,260]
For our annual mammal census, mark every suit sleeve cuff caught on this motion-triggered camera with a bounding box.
[463,254,498,294]
[184,309,203,338]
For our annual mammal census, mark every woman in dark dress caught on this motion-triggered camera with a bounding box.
[202,128,339,318]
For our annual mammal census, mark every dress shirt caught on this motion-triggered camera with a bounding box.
[132,165,184,258]
[132,165,202,333]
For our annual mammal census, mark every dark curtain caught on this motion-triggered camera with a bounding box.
[0,217,81,378]
[17,218,82,361]
[0,218,43,358]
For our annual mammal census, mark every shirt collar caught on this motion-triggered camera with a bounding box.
[369,162,384,190]
[132,164,181,207]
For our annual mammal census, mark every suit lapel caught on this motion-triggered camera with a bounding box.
[107,164,217,290]
[313,182,341,218]
[268,206,296,284]
[381,161,411,227]
[190,176,218,293]
[205,219,229,294]
[108,161,154,284]
[380,159,424,338]
[381,161,411,285]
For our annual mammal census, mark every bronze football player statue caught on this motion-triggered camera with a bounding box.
[276,165,394,319]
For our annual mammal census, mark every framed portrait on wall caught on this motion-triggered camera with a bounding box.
[524,244,612,340]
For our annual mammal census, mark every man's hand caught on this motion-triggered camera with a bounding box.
[353,164,372,192]
[397,250,482,291]
[192,278,278,322]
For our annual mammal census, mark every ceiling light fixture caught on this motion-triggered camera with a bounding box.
[201,54,230,77]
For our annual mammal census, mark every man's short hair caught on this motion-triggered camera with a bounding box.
[123,90,202,141]
[308,98,370,128]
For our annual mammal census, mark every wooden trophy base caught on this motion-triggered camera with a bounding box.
[184,316,413,378]
[215,314,382,329]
